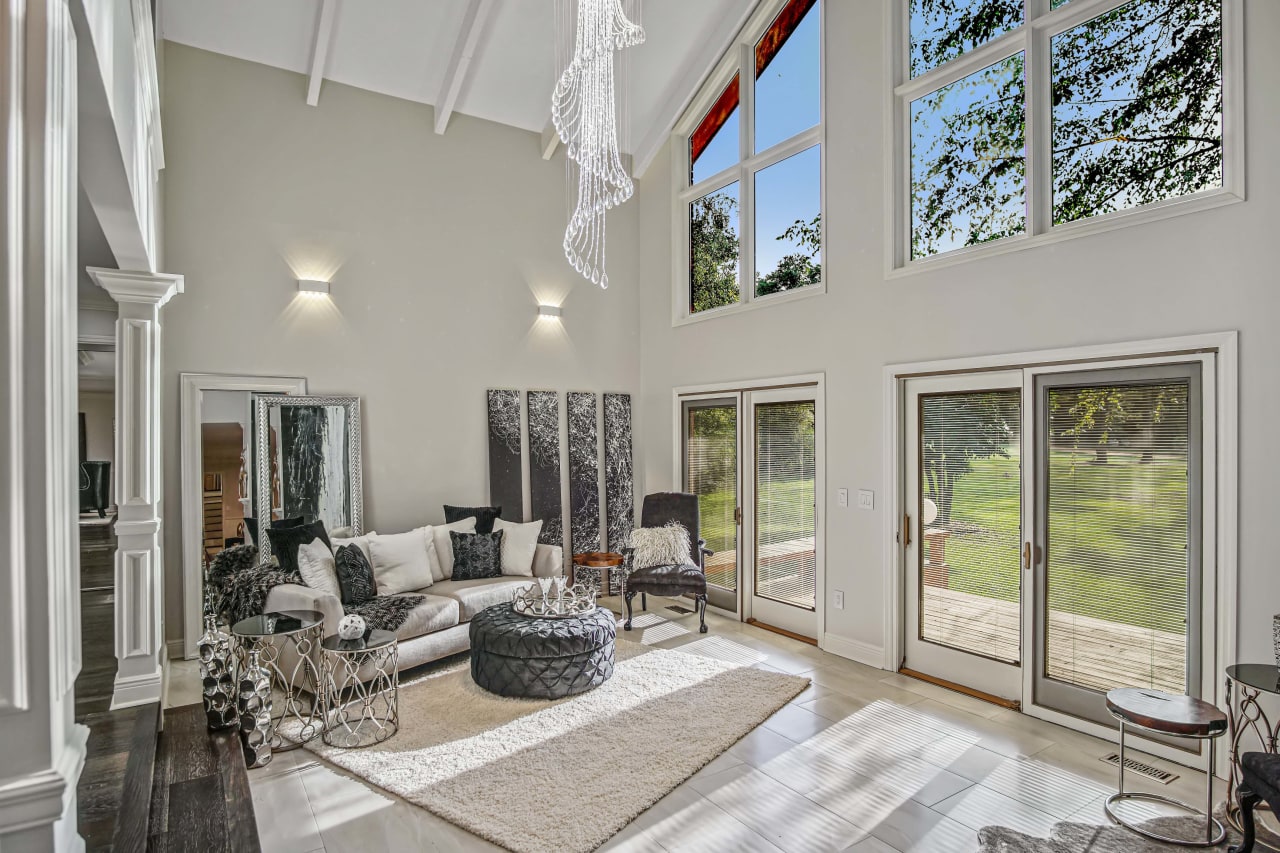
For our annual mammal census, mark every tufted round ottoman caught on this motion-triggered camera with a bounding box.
[469,603,616,699]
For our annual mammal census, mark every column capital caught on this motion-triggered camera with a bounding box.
[87,267,184,306]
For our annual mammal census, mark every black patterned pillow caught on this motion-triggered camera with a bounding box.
[265,519,331,576]
[450,530,504,581]
[334,544,376,607]
[444,505,502,535]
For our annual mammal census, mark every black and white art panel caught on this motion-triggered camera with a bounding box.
[487,390,524,522]
[527,391,563,547]
[567,392,600,556]
[603,393,634,560]
[279,404,349,529]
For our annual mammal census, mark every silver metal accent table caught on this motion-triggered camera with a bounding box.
[319,630,399,749]
[231,609,324,750]
[1226,664,1280,842]
[1103,687,1227,848]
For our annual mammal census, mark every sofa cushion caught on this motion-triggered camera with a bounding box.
[389,593,461,641]
[444,505,502,534]
[431,517,476,582]
[450,531,504,581]
[368,527,436,594]
[427,577,533,622]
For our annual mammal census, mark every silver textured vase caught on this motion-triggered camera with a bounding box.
[238,647,273,769]
[199,615,237,731]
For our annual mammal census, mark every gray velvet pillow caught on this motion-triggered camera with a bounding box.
[450,530,504,581]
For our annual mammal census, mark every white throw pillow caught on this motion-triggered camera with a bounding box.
[430,517,476,582]
[368,527,435,595]
[331,531,376,558]
[296,538,341,598]
[493,518,543,577]
[630,523,691,569]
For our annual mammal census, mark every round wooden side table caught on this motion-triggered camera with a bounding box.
[1103,687,1228,847]
[571,551,624,597]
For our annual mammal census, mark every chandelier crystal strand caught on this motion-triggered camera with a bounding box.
[552,0,644,288]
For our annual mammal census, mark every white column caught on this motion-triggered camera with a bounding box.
[1,2,89,850]
[87,269,183,709]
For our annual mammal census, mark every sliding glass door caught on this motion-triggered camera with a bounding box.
[1032,364,1202,728]
[901,358,1211,738]
[683,398,740,613]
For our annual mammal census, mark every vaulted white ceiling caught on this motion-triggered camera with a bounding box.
[158,0,757,174]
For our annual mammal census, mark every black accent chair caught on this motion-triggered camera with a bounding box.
[78,461,110,518]
[622,492,713,634]
[1232,752,1280,852]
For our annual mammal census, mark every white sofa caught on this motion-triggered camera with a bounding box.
[264,543,565,674]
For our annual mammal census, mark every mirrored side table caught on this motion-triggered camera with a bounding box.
[231,609,324,750]
[319,630,399,749]
[1225,664,1280,842]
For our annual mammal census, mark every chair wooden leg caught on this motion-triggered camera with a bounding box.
[624,592,637,630]
[641,592,647,612]
[1231,787,1260,853]
[698,594,708,633]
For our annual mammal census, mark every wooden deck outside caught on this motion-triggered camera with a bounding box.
[923,586,1186,694]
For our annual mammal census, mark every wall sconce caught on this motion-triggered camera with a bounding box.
[297,279,331,296]
[538,304,562,319]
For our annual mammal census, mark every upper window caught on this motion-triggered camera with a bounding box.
[895,0,1237,268]
[678,0,823,321]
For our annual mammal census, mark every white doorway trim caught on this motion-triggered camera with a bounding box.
[882,331,1238,771]
[179,373,307,659]
[671,372,826,647]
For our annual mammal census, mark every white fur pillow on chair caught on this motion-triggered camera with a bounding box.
[630,522,691,569]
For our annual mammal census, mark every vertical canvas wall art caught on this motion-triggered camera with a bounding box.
[567,392,600,556]
[279,404,349,529]
[486,390,524,522]
[527,391,563,547]
[603,393,634,564]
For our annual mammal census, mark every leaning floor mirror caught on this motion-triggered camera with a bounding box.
[253,394,364,563]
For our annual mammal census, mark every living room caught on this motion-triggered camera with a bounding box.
[4,0,1279,851]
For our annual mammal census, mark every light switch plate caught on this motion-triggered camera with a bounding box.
[833,590,845,610]
[836,488,849,507]
[857,489,875,510]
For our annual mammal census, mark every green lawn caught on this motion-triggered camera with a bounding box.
[939,449,1189,634]
[697,479,815,556]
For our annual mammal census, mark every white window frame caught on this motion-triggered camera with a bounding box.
[671,0,827,327]
[885,0,1245,277]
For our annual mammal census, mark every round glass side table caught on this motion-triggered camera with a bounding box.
[1226,664,1280,841]
[231,609,324,750]
[319,630,399,749]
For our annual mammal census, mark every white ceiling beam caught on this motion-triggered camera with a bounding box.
[540,116,560,160]
[633,0,756,179]
[306,0,338,106]
[434,0,499,135]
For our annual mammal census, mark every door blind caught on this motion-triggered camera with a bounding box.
[1044,380,1192,695]
[685,404,738,591]
[918,391,1022,664]
[754,401,816,610]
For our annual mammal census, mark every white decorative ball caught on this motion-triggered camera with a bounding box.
[337,614,367,642]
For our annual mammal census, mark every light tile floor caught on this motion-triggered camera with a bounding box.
[169,598,1233,852]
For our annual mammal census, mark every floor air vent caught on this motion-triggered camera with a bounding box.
[665,605,695,615]
[1100,753,1178,784]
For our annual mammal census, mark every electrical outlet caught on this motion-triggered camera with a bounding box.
[833,590,845,610]
[857,489,875,510]
[836,488,849,507]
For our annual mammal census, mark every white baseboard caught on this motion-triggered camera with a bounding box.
[110,669,163,710]
[821,633,887,669]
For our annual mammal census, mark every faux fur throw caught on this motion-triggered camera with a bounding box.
[208,544,424,632]
[629,522,692,569]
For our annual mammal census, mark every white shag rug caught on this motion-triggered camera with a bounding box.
[304,639,809,853]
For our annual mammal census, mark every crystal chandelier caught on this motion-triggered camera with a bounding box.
[552,0,644,289]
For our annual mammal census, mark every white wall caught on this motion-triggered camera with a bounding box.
[78,390,115,505]
[159,43,641,647]
[634,0,1280,666]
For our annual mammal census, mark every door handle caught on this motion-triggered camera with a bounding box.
[903,513,912,547]
[1023,542,1031,571]
[734,506,743,526]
